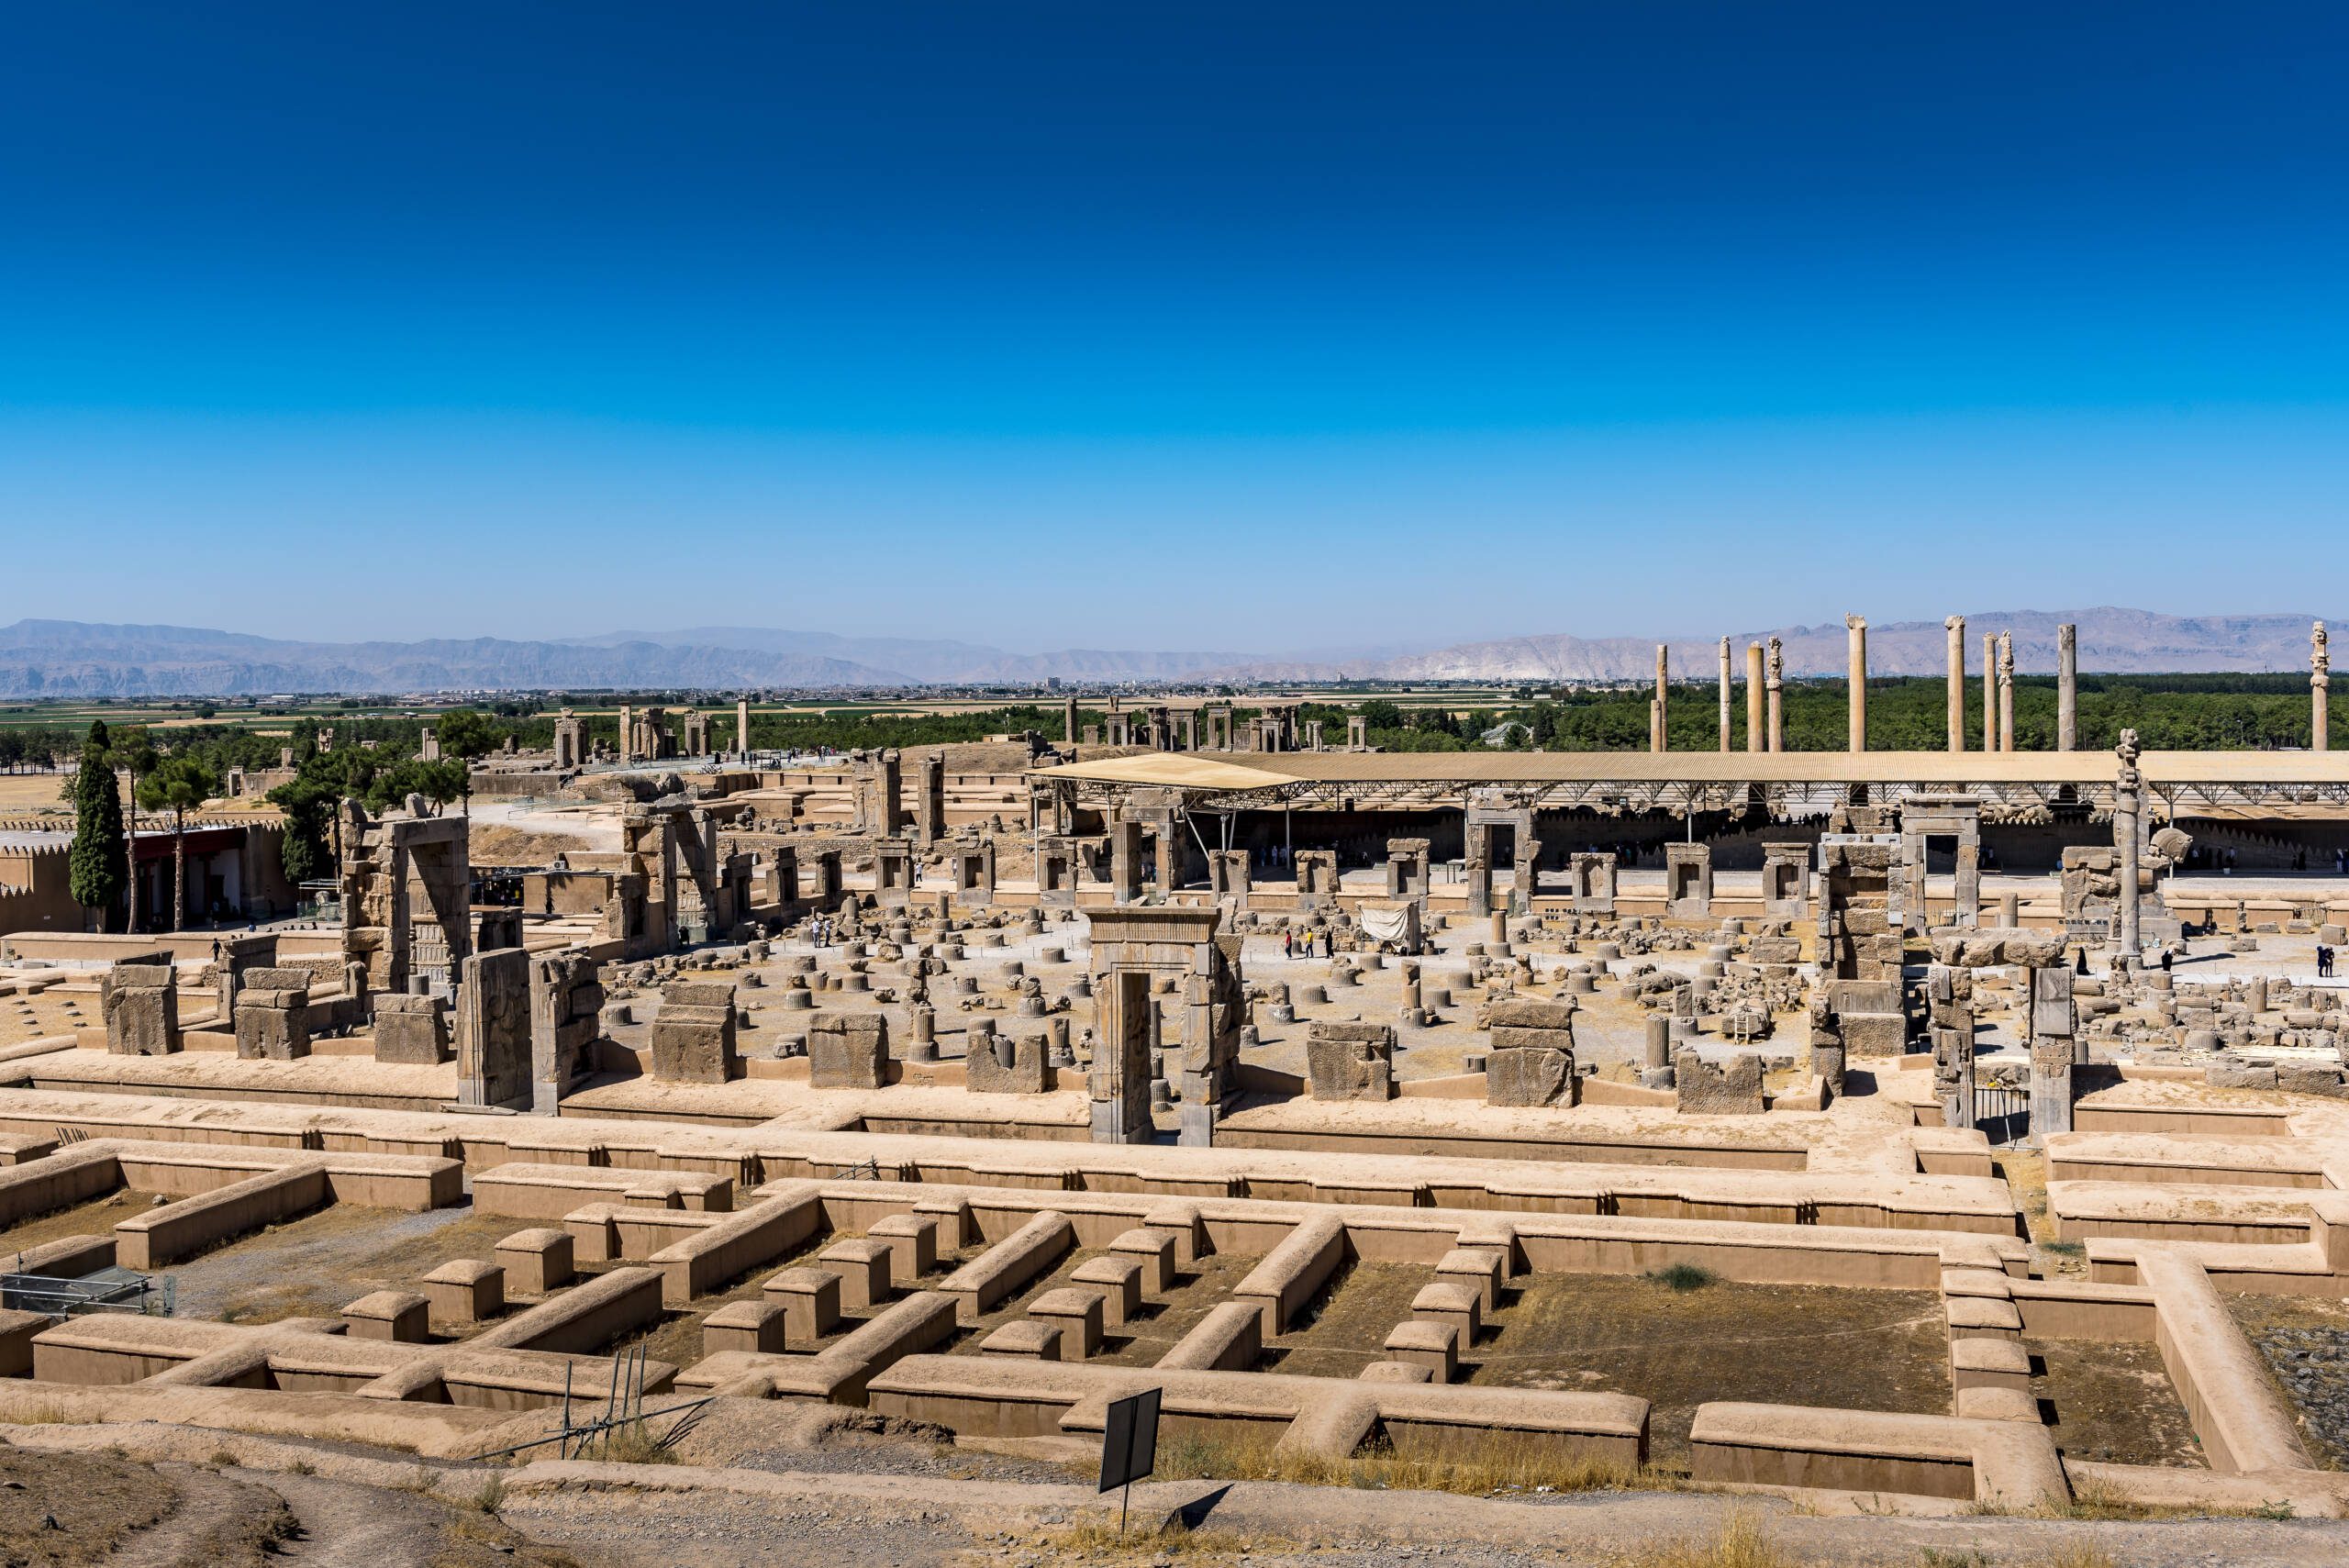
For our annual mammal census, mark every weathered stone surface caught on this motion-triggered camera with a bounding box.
[1486,1046,1575,1107]
[1927,929,2067,969]
[1307,1021,1396,1101]
[810,1011,889,1089]
[456,947,532,1108]
[234,990,311,1060]
[1675,1051,1765,1115]
[966,1031,1055,1094]
[651,978,739,1084]
[373,993,450,1064]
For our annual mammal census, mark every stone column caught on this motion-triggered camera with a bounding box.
[1844,615,1867,751]
[1745,642,1765,753]
[1653,645,1668,753]
[1765,639,1784,752]
[1717,637,1731,751]
[2056,624,2078,751]
[1997,633,2016,752]
[1944,616,1965,753]
[2313,621,2331,751]
[2115,729,2143,965]
[618,704,634,765]
[1063,695,1078,744]
[1982,636,1998,752]
[736,697,751,761]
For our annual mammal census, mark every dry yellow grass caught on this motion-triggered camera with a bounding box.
[1152,1426,1675,1496]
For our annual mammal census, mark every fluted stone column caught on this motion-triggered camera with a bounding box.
[1944,616,1965,753]
[2115,729,2143,965]
[2314,621,2331,752]
[1765,639,1784,752]
[1745,642,1765,753]
[1844,616,1867,751]
[2056,624,2077,751]
[1998,633,2016,752]
[1653,644,1668,752]
[1981,636,1998,752]
[737,697,751,761]
[1717,637,1731,752]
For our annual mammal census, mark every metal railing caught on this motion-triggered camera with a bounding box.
[1,1266,174,1318]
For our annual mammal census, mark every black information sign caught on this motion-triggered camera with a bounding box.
[1097,1385,1163,1528]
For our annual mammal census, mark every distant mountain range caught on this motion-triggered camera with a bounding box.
[0,608,2334,697]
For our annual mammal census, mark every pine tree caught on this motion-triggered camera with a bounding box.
[67,722,128,930]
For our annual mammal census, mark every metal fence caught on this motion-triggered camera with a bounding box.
[1,1266,174,1318]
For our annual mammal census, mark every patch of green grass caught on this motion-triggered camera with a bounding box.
[1644,1263,1719,1293]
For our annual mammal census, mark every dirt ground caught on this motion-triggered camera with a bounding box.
[0,1188,163,1263]
[1264,1262,1433,1381]
[2232,1293,2349,1471]
[2026,1336,2204,1466]
[1468,1273,1952,1469]
[167,1202,529,1325]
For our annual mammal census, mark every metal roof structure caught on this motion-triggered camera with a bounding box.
[1030,748,2349,820]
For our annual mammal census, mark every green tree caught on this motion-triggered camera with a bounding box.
[109,730,159,932]
[431,708,501,816]
[137,753,224,929]
[66,721,128,931]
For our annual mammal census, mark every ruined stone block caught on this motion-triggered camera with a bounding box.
[1675,1051,1765,1115]
[651,978,739,1084]
[1306,1020,1396,1101]
[373,993,450,1064]
[809,1011,889,1089]
[1486,1046,1575,1108]
[966,1031,1055,1095]
[233,989,311,1060]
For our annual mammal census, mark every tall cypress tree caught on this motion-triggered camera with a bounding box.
[67,721,129,930]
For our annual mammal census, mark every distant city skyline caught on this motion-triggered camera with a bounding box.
[4,3,2345,645]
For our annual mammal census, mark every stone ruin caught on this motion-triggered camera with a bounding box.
[1384,838,1430,899]
[102,952,180,1056]
[1207,849,1249,908]
[1898,795,1980,931]
[1485,998,1577,1108]
[1307,1019,1397,1101]
[455,947,530,1108]
[651,977,738,1084]
[1664,841,1712,920]
[1760,841,1809,917]
[1674,1051,1765,1115]
[1086,905,1245,1146]
[966,1029,1055,1095]
[1464,789,1538,917]
[233,967,315,1061]
[1567,851,1617,917]
[1293,850,1338,913]
[529,952,605,1110]
[809,1011,889,1090]
[340,800,473,998]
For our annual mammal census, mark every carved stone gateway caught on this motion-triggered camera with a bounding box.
[1567,852,1617,917]
[1898,795,1981,933]
[1384,838,1430,899]
[1085,906,1244,1147]
[1664,842,1712,921]
[1760,842,1810,918]
[340,802,472,999]
[1464,789,1538,917]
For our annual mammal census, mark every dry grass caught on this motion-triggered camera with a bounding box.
[1041,1518,1260,1560]
[577,1418,679,1465]
[1609,1512,1792,1568]
[1152,1426,1677,1496]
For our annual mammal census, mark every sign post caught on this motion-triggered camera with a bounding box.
[1097,1385,1163,1535]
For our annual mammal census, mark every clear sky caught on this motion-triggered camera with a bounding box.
[5,3,2346,652]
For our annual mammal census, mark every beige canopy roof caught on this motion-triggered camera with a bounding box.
[1034,754,1307,790]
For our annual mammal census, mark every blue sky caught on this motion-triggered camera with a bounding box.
[4,3,2346,651]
